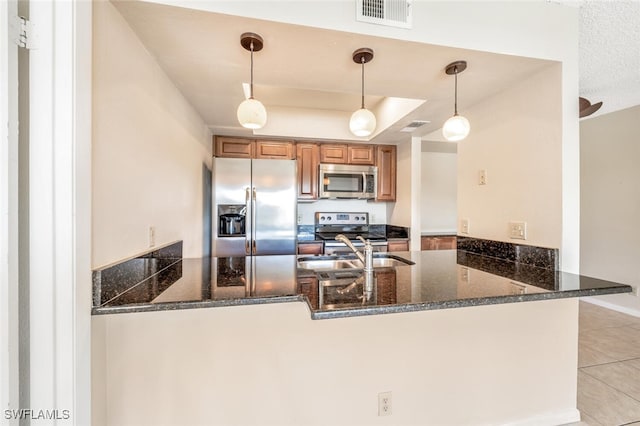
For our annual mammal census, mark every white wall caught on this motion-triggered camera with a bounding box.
[92,0,211,268]
[457,64,563,249]
[581,105,640,315]
[421,151,457,233]
[93,299,579,426]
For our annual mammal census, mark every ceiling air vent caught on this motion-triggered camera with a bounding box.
[356,0,412,29]
[400,120,429,132]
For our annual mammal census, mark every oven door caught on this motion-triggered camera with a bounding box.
[319,164,377,199]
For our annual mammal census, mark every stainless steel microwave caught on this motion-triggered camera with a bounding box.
[318,164,377,199]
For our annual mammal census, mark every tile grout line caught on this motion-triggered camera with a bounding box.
[580,361,640,406]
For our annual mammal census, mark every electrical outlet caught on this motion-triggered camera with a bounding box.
[378,391,392,416]
[479,169,487,185]
[149,226,156,247]
[509,221,527,240]
[460,218,469,234]
[297,213,302,224]
[459,267,469,283]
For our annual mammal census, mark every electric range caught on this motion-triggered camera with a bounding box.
[314,212,388,255]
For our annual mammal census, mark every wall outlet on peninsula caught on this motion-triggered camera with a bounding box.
[148,226,156,247]
[378,391,392,416]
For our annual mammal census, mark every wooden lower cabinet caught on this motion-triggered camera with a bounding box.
[421,236,457,250]
[297,241,324,255]
[376,269,397,305]
[296,276,319,310]
[387,240,409,252]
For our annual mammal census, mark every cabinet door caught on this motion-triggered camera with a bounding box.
[347,144,375,165]
[214,136,254,158]
[319,144,348,164]
[297,242,324,255]
[297,276,319,310]
[255,140,295,159]
[376,145,397,201]
[296,143,319,200]
[387,241,409,252]
[376,270,397,305]
[421,236,457,250]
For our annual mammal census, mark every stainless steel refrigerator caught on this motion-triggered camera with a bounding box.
[212,157,297,256]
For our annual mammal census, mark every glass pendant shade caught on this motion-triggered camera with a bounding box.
[237,98,267,130]
[349,108,377,137]
[442,114,470,142]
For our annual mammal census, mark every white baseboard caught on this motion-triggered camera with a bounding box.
[582,294,640,318]
[503,408,581,426]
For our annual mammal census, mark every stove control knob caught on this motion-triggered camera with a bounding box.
[320,216,325,221]
[355,217,359,221]
[327,217,331,221]
[361,216,366,221]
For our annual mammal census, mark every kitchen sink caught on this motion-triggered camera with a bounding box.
[297,259,359,270]
[297,255,414,271]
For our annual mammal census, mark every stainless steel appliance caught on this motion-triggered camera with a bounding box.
[218,205,246,236]
[213,157,297,256]
[314,212,387,255]
[318,164,377,199]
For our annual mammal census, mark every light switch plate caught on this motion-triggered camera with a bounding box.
[460,218,469,234]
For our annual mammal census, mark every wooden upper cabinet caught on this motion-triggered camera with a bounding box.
[255,140,295,160]
[347,145,375,165]
[376,145,397,201]
[214,136,253,158]
[296,143,319,200]
[214,137,295,160]
[319,144,348,164]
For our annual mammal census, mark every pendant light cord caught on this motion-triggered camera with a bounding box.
[249,41,254,99]
[453,68,458,116]
[361,57,365,109]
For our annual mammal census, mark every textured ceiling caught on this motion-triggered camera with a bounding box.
[579,0,640,118]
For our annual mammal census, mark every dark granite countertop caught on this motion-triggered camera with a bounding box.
[92,250,632,319]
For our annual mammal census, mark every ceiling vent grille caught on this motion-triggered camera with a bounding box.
[356,0,412,29]
[400,120,429,132]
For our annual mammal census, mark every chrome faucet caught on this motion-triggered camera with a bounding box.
[334,234,373,271]
[335,234,375,298]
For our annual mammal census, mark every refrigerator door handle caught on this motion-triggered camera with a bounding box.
[252,187,257,254]
[245,187,251,255]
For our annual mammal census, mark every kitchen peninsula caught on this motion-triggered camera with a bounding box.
[92,245,630,426]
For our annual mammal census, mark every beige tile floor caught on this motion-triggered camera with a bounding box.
[575,300,640,426]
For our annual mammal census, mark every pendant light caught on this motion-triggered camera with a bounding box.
[442,60,470,142]
[237,32,267,129]
[349,48,377,137]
